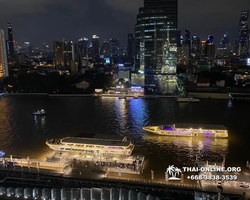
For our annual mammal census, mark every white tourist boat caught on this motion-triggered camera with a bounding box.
[143,124,228,138]
[46,135,134,156]
[176,97,200,102]
[32,109,46,115]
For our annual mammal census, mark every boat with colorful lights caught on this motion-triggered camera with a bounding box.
[176,97,200,102]
[143,124,228,138]
[32,109,46,115]
[46,134,134,156]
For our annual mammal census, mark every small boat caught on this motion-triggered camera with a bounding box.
[176,97,200,102]
[92,93,102,98]
[32,109,46,115]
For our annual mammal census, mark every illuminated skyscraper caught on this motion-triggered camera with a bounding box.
[7,23,14,59]
[53,40,74,69]
[220,33,230,48]
[0,29,9,77]
[109,38,120,56]
[191,36,201,58]
[238,10,249,55]
[127,33,134,58]
[78,37,88,58]
[92,35,100,62]
[100,40,110,58]
[135,0,178,94]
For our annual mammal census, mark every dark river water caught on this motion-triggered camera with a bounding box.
[0,96,249,180]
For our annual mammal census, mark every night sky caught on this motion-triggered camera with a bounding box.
[0,0,249,47]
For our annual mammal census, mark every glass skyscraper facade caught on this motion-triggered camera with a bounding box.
[135,0,178,94]
[0,29,8,78]
[238,10,249,55]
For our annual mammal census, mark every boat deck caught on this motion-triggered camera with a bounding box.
[175,124,227,131]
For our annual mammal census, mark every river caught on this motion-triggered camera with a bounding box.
[0,96,248,180]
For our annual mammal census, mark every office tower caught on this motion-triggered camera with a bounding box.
[191,36,201,58]
[71,43,82,75]
[0,29,9,77]
[177,31,183,47]
[78,37,88,58]
[7,23,14,59]
[177,45,189,65]
[92,35,100,62]
[100,40,110,58]
[205,35,216,60]
[53,40,73,69]
[127,34,134,57]
[184,29,191,53]
[109,38,120,56]
[238,10,249,55]
[64,41,73,68]
[219,33,230,48]
[24,42,32,56]
[135,0,178,94]
[54,41,65,67]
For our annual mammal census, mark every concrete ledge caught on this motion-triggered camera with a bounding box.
[188,92,229,99]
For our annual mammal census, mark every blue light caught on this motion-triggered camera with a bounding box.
[0,151,5,157]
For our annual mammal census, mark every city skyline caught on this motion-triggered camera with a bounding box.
[0,0,249,47]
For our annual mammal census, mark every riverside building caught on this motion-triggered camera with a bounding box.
[135,0,178,94]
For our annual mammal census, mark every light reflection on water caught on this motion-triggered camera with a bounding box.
[142,134,228,165]
[0,98,15,149]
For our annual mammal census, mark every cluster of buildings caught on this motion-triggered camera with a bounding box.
[0,1,250,94]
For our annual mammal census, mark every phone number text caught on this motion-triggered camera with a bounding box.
[187,175,237,181]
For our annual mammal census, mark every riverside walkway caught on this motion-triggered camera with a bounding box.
[0,169,242,200]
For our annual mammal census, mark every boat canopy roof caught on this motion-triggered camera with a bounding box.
[174,123,227,130]
[61,137,131,147]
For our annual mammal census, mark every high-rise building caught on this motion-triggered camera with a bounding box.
[78,37,88,58]
[238,10,249,55]
[24,42,32,56]
[184,29,191,54]
[177,44,189,65]
[100,40,110,58]
[219,33,230,48]
[0,29,9,77]
[191,35,201,58]
[135,0,178,94]
[177,31,183,47]
[205,35,216,60]
[92,35,100,62]
[53,40,74,69]
[7,23,14,59]
[127,34,134,57]
[109,38,120,56]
